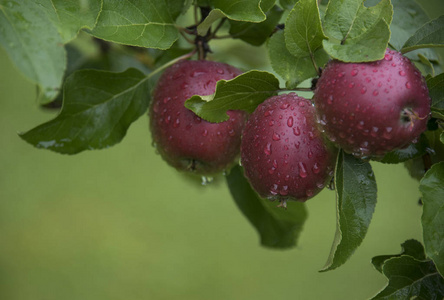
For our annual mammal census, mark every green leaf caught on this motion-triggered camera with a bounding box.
[441,132,444,144]
[420,162,444,276]
[184,70,280,123]
[321,150,377,272]
[371,256,444,299]
[35,0,102,43]
[417,53,436,77]
[322,0,392,62]
[0,0,104,103]
[279,0,298,10]
[372,239,427,273]
[324,0,392,41]
[284,0,325,57]
[0,0,67,103]
[46,42,154,108]
[379,134,429,164]
[382,0,440,62]
[226,165,308,249]
[427,73,444,119]
[401,15,444,54]
[268,30,329,88]
[197,0,267,35]
[20,68,151,154]
[88,0,184,49]
[229,5,283,46]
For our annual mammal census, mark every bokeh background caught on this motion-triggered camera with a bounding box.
[1,1,442,299]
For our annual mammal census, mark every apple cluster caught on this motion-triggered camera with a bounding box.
[149,48,430,204]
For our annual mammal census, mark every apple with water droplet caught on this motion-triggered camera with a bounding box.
[149,60,247,175]
[313,49,431,158]
[240,93,337,205]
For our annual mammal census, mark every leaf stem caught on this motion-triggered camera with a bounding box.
[147,49,197,79]
[279,87,314,93]
[309,50,321,76]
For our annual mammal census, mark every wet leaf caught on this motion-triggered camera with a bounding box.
[284,0,325,58]
[226,165,308,249]
[0,0,102,103]
[420,162,444,276]
[268,30,329,88]
[372,239,426,273]
[35,0,102,43]
[197,0,267,35]
[88,0,185,49]
[427,73,444,120]
[371,256,444,299]
[402,15,444,54]
[321,150,377,271]
[229,5,283,46]
[185,70,280,123]
[322,0,392,62]
[20,69,151,154]
[379,134,429,164]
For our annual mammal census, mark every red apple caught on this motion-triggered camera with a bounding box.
[241,93,337,205]
[149,59,246,175]
[313,49,431,157]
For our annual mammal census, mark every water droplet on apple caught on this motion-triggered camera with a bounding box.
[280,103,290,109]
[382,127,393,140]
[280,186,289,196]
[312,163,320,174]
[287,116,294,127]
[272,132,281,141]
[306,189,314,197]
[264,109,273,117]
[299,162,308,178]
[191,70,206,77]
[264,143,272,155]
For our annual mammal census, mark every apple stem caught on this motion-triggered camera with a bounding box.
[277,199,287,209]
[187,159,197,172]
[401,108,428,131]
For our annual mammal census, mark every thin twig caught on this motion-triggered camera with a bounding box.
[207,18,227,41]
[179,29,196,45]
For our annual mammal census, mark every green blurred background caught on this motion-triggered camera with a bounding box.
[1,1,443,299]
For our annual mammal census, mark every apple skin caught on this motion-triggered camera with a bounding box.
[313,49,431,158]
[149,59,246,175]
[240,93,337,202]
